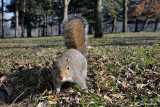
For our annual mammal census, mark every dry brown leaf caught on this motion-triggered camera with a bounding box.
[104,95,112,104]
[88,46,95,50]
[114,66,119,69]
[48,97,59,105]
[157,83,160,89]
[136,84,146,90]
[102,83,113,91]
[111,94,124,99]
[36,102,48,107]
[61,97,75,103]
[0,76,7,82]
[128,68,135,74]
[102,86,113,92]
[18,64,23,68]
[36,63,43,67]
[109,76,117,81]
[69,88,74,93]
[99,71,104,76]
[106,57,110,63]
[147,91,152,95]
[122,81,130,89]
[121,81,130,91]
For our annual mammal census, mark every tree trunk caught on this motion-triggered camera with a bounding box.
[38,16,41,37]
[45,15,48,36]
[1,0,4,38]
[141,17,149,31]
[135,19,138,32]
[111,18,116,33]
[27,26,32,37]
[88,24,93,34]
[51,25,53,36]
[63,0,70,20]
[15,0,19,38]
[58,21,61,35]
[154,19,159,32]
[122,0,128,32]
[42,16,45,36]
[41,27,43,36]
[21,0,26,37]
[94,0,103,38]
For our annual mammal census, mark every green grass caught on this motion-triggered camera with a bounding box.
[0,32,160,106]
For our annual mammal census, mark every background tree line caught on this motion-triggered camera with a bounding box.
[0,0,160,38]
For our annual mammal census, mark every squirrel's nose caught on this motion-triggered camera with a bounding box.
[59,75,63,80]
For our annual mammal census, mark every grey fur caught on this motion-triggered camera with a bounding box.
[52,49,88,93]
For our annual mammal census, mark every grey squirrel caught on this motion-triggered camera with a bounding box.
[51,15,88,93]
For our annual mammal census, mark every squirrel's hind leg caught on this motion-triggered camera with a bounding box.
[81,70,87,80]
[75,75,88,90]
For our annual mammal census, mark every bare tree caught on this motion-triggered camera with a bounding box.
[15,0,19,38]
[45,15,48,36]
[141,17,149,31]
[63,0,70,20]
[1,0,4,38]
[112,18,116,33]
[94,0,103,38]
[21,0,26,37]
[122,0,128,32]
[154,19,159,32]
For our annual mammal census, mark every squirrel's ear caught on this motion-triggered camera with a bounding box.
[66,58,69,64]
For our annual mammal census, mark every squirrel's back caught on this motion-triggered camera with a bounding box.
[61,15,88,57]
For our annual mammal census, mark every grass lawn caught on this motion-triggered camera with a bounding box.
[0,32,160,106]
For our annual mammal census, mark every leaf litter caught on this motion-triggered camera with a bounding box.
[0,33,160,106]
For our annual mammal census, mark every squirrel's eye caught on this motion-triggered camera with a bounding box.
[53,67,56,70]
[67,66,69,70]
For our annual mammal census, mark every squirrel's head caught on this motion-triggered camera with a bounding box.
[52,58,70,82]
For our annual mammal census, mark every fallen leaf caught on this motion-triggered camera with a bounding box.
[104,95,112,104]
[106,57,110,63]
[111,94,124,99]
[147,91,152,95]
[0,76,7,82]
[36,102,48,107]
[88,46,95,50]
[48,97,59,105]
[109,76,117,81]
[136,84,146,90]
[69,88,74,93]
[122,81,130,89]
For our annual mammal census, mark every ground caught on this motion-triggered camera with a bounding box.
[0,32,160,106]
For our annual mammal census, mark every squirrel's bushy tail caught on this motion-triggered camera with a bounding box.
[61,14,88,57]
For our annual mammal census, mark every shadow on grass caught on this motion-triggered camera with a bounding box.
[0,64,53,106]
[0,39,62,50]
[0,36,160,50]
[89,36,160,46]
[0,45,61,50]
[0,63,75,106]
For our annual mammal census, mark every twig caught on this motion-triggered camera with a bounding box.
[10,88,28,107]
[32,89,48,107]
[86,89,102,98]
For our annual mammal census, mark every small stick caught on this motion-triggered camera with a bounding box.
[10,89,28,107]
[32,89,48,107]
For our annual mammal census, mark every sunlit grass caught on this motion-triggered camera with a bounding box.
[0,32,160,106]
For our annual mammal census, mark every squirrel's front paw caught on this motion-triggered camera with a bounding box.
[55,88,60,94]
[82,88,88,93]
